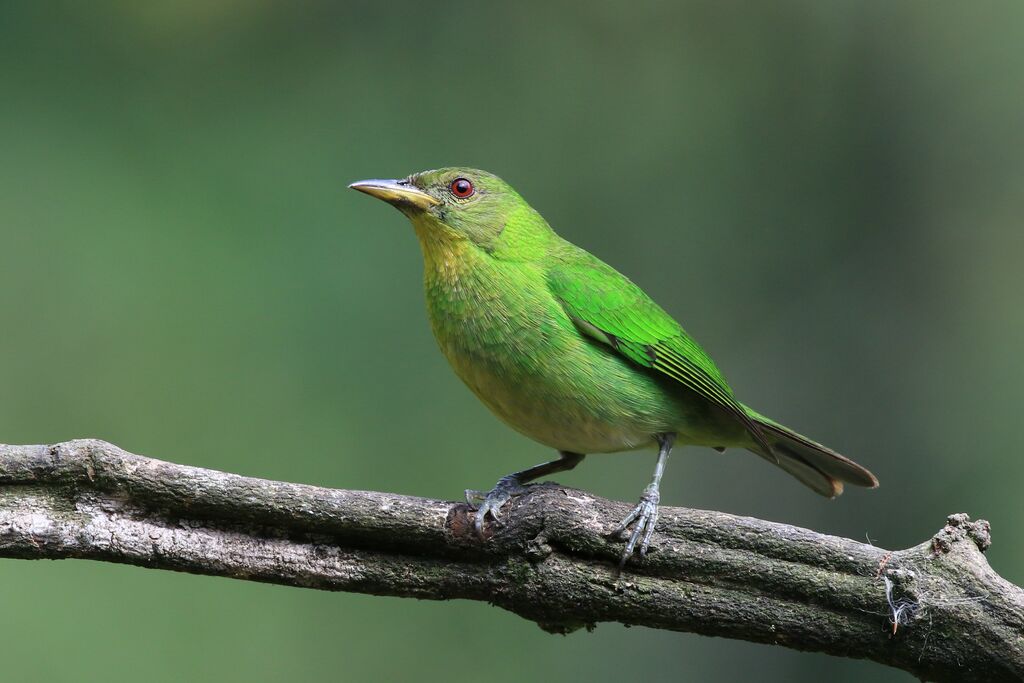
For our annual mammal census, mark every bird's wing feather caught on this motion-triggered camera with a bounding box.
[547,253,773,456]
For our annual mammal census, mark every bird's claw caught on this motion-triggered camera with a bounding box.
[612,483,661,567]
[468,475,529,537]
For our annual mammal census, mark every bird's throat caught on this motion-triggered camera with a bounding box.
[412,219,476,288]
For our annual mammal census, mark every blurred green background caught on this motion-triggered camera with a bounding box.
[1,1,1021,681]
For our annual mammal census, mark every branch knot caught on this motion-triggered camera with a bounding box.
[932,513,992,555]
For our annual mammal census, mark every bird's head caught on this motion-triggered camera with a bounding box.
[349,168,552,258]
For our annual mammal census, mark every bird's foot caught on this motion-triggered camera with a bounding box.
[611,483,661,567]
[465,475,529,537]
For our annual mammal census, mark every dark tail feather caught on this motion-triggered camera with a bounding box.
[743,408,879,498]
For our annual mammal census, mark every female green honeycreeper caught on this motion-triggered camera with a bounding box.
[350,168,878,565]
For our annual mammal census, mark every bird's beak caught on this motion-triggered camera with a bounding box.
[348,179,439,210]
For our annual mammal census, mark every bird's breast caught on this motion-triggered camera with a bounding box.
[416,242,676,453]
[422,247,556,385]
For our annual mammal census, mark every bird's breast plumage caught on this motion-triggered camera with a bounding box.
[414,233,720,454]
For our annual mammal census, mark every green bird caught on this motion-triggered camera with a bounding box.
[350,168,878,565]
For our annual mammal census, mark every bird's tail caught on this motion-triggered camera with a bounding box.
[743,406,879,498]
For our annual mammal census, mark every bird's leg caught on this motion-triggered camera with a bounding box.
[467,451,585,536]
[613,432,676,567]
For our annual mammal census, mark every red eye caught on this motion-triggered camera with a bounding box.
[450,177,474,198]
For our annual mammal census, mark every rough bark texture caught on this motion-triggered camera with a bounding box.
[0,439,1020,681]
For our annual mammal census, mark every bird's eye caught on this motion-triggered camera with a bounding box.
[450,178,474,198]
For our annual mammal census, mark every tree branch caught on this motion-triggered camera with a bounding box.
[0,440,1020,680]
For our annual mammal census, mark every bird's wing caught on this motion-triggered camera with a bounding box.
[547,254,773,456]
